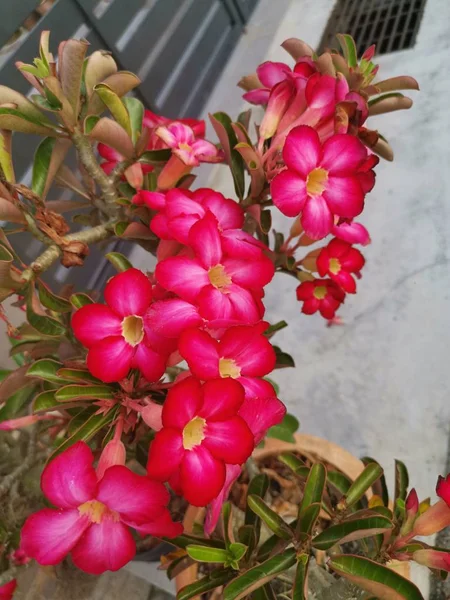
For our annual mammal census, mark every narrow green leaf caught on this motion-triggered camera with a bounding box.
[245,474,269,531]
[105,252,132,272]
[0,130,14,183]
[238,524,257,559]
[267,413,299,443]
[279,453,310,478]
[122,97,144,144]
[298,502,320,536]
[139,148,172,164]
[210,112,245,200]
[186,545,229,564]
[292,554,309,600]
[265,321,288,337]
[228,542,247,562]
[27,359,65,384]
[26,288,66,337]
[70,292,94,308]
[48,406,119,460]
[56,368,100,384]
[329,554,424,600]
[94,83,132,136]
[55,384,115,402]
[394,460,409,518]
[32,137,55,197]
[361,457,389,506]
[337,34,358,68]
[224,548,296,600]
[273,346,295,369]
[33,390,59,413]
[341,463,383,510]
[222,501,232,547]
[247,495,293,540]
[37,281,72,313]
[312,515,393,550]
[169,534,226,551]
[0,384,35,421]
[177,569,234,600]
[300,463,326,517]
[252,584,277,600]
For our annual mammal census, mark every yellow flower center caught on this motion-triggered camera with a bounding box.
[122,315,144,347]
[306,167,328,196]
[182,416,206,450]
[208,264,232,290]
[313,285,328,300]
[78,500,119,524]
[219,358,241,379]
[329,257,341,275]
[179,143,192,152]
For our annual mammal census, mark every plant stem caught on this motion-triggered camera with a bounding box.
[0,427,37,497]
[21,218,116,280]
[70,127,119,211]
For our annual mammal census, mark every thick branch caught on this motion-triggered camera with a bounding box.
[21,218,116,280]
[0,427,37,497]
[71,128,118,210]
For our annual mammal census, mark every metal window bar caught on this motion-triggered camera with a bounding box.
[318,0,427,56]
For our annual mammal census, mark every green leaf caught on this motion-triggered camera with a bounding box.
[329,555,424,600]
[234,141,264,198]
[122,97,144,144]
[105,252,132,272]
[224,548,296,600]
[169,534,226,551]
[26,288,66,337]
[177,569,234,600]
[84,115,100,134]
[247,495,293,540]
[267,413,299,443]
[33,390,59,413]
[27,359,66,384]
[37,281,72,313]
[297,502,320,536]
[238,524,257,559]
[279,453,310,478]
[222,501,232,547]
[361,457,389,506]
[139,149,172,164]
[0,107,58,136]
[60,39,89,118]
[49,406,119,460]
[292,554,309,600]
[210,112,245,200]
[55,384,115,402]
[32,143,59,198]
[337,34,358,68]
[245,474,269,531]
[186,545,229,564]
[341,463,383,510]
[70,292,94,308]
[56,368,100,384]
[394,460,409,519]
[300,463,326,518]
[0,130,14,183]
[228,542,247,562]
[94,83,132,136]
[312,515,393,550]
[265,321,288,338]
[0,384,35,421]
[273,345,295,369]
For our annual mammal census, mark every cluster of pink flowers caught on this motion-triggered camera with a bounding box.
[243,52,380,320]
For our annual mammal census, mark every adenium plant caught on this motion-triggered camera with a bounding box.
[0,30,442,600]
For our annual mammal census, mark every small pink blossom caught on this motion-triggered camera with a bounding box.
[155,122,223,167]
[317,238,365,293]
[20,442,182,575]
[296,279,346,320]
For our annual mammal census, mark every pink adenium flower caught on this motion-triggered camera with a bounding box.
[21,442,182,575]
[97,144,153,179]
[331,218,371,246]
[134,187,244,245]
[0,580,16,600]
[243,61,293,105]
[317,238,365,293]
[143,109,205,147]
[155,213,274,324]
[296,279,346,319]
[155,122,222,166]
[146,377,255,506]
[72,269,167,383]
[271,125,374,239]
[178,323,276,386]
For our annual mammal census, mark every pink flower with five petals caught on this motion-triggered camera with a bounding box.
[72,269,168,383]
[155,122,223,167]
[296,278,346,320]
[20,442,182,575]
[146,377,255,506]
[271,125,374,239]
[155,213,274,324]
[317,238,365,293]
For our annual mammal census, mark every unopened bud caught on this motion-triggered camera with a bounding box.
[125,162,144,190]
[413,549,450,572]
[141,401,163,431]
[259,80,294,140]
[412,499,450,537]
[96,439,126,479]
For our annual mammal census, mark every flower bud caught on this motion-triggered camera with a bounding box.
[259,80,294,140]
[436,474,450,506]
[124,162,144,190]
[413,549,450,572]
[96,439,126,479]
[0,415,40,431]
[141,401,163,431]
[400,488,419,536]
[412,499,450,537]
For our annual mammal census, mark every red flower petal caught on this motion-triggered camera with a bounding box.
[437,474,450,507]
[0,579,16,600]
[146,299,202,338]
[155,257,208,302]
[301,195,333,239]
[201,191,244,231]
[180,446,226,506]
[21,508,90,566]
[178,329,220,380]
[104,268,152,317]
[87,337,134,383]
[129,508,184,538]
[222,254,274,288]
[283,125,321,176]
[271,170,307,217]
[321,134,367,175]
[239,396,286,444]
[220,326,276,377]
[71,519,135,574]
[204,464,241,535]
[203,417,254,464]
[323,176,364,218]
[147,429,184,481]
[257,61,291,87]
[97,465,168,524]
[71,304,122,348]
[163,376,203,429]
[131,343,167,382]
[199,378,245,421]
[188,212,223,269]
[41,441,97,509]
